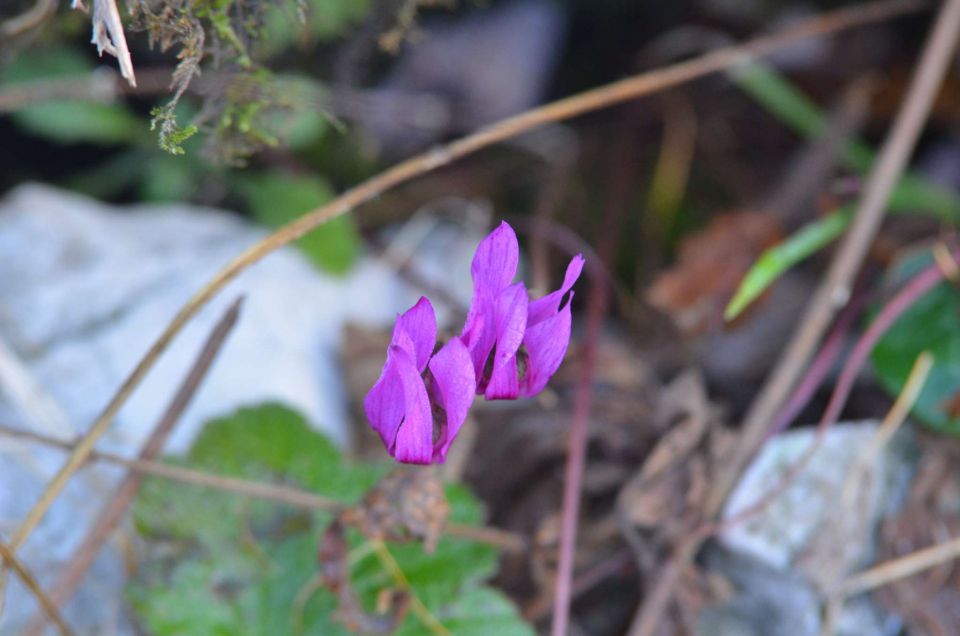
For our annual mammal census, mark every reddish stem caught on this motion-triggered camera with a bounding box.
[550,123,632,636]
[703,251,952,539]
[768,287,868,439]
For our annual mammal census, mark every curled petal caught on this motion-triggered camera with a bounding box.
[392,296,438,372]
[520,291,574,397]
[484,282,528,399]
[470,222,519,295]
[363,353,405,452]
[390,346,434,465]
[427,337,476,462]
[462,299,494,381]
[528,254,585,327]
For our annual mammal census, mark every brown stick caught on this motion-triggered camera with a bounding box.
[0,542,72,636]
[6,0,927,575]
[0,423,525,553]
[703,0,960,533]
[631,1,960,633]
[23,298,243,635]
[0,0,56,38]
[839,534,960,597]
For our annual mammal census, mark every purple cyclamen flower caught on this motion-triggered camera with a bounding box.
[461,221,584,399]
[364,297,476,464]
[365,221,583,464]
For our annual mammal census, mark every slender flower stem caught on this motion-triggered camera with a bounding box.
[768,287,868,438]
[0,421,524,552]
[703,252,952,539]
[371,540,452,636]
[633,1,960,630]
[551,120,629,636]
[6,0,923,560]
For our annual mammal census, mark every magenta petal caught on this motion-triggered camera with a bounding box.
[390,346,434,465]
[363,353,405,451]
[462,299,495,381]
[520,292,574,397]
[485,355,520,400]
[427,337,476,462]
[528,254,585,327]
[470,222,519,295]
[484,282,528,400]
[391,296,437,372]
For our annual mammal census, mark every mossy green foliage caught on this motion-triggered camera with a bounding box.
[129,404,533,635]
[127,0,371,161]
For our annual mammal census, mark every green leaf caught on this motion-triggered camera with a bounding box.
[1,47,143,145]
[872,251,960,434]
[260,0,373,54]
[128,560,248,636]
[725,207,852,320]
[729,62,960,224]
[129,404,532,636]
[723,63,960,319]
[188,403,385,501]
[235,171,360,274]
[394,587,536,636]
[139,154,201,202]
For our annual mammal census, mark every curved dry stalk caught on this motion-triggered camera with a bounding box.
[0,422,525,553]
[0,0,56,37]
[371,540,451,636]
[7,0,926,574]
[0,542,73,636]
[632,0,960,622]
[23,299,243,635]
[839,534,960,598]
[820,350,933,635]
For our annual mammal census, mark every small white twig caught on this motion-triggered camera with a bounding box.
[73,0,137,87]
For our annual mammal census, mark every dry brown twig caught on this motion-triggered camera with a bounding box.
[631,0,960,633]
[0,0,928,614]
[0,542,72,636]
[819,351,934,635]
[0,422,525,553]
[23,298,244,635]
[0,0,57,38]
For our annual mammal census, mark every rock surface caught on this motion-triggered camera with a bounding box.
[708,421,915,636]
[0,184,481,633]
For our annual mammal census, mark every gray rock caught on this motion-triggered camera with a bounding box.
[0,184,482,634]
[709,421,914,636]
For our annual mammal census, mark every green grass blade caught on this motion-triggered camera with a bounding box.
[725,207,852,320]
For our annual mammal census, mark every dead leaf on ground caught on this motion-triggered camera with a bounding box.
[646,211,782,335]
[875,437,960,636]
[341,467,449,552]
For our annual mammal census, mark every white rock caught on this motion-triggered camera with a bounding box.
[0,184,481,633]
[719,421,913,571]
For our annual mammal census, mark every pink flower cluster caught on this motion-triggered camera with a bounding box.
[364,222,584,464]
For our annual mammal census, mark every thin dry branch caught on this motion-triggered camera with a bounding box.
[839,534,960,597]
[632,1,960,629]
[24,298,243,635]
[76,0,137,87]
[0,0,56,37]
[0,423,525,553]
[0,542,72,636]
[704,0,960,520]
[820,350,933,635]
[7,0,926,575]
